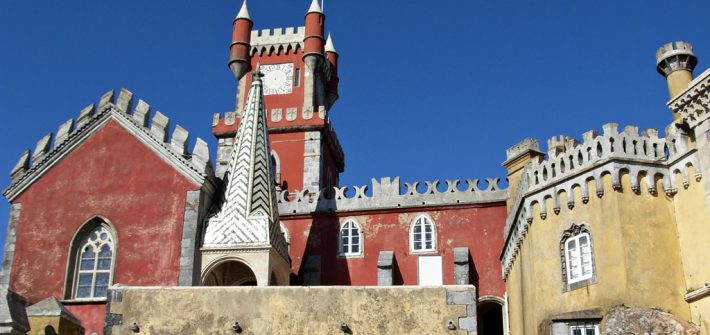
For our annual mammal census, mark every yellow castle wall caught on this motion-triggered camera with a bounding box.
[506,173,692,334]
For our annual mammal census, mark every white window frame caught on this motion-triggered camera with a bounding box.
[410,215,436,253]
[338,219,363,257]
[565,232,593,284]
[71,223,116,300]
[569,322,600,335]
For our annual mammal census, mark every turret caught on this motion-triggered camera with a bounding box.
[302,0,325,108]
[325,33,339,108]
[656,41,698,112]
[229,1,253,81]
[303,0,325,65]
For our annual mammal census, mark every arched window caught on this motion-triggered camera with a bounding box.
[338,219,362,257]
[411,215,436,252]
[560,223,596,291]
[66,218,116,300]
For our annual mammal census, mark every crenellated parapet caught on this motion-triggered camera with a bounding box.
[4,88,215,201]
[277,176,507,214]
[250,27,305,55]
[501,122,703,279]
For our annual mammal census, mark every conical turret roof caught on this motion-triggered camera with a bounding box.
[325,33,337,53]
[236,0,251,20]
[307,0,322,14]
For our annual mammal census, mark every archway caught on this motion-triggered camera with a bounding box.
[202,260,257,286]
[477,298,504,335]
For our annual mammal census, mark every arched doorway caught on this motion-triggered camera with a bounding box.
[478,298,504,335]
[202,260,258,286]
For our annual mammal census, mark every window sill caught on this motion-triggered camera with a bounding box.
[61,298,108,305]
[337,253,364,259]
[563,276,597,292]
[410,250,438,255]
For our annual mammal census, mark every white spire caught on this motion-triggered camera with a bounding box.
[203,69,289,262]
[236,0,251,20]
[325,33,337,53]
[307,0,323,14]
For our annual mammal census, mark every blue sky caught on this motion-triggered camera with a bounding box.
[0,0,709,256]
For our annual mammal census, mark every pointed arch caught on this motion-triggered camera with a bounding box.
[64,217,117,300]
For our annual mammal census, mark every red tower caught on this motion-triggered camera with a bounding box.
[213,0,344,193]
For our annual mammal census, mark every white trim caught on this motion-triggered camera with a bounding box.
[565,232,593,285]
[337,218,363,257]
[410,214,436,253]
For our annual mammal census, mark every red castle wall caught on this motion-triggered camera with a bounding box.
[282,203,507,298]
[9,120,197,333]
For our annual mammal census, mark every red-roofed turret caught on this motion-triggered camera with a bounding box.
[229,0,253,81]
[325,33,339,108]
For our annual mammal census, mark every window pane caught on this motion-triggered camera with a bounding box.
[341,244,348,254]
[414,225,421,234]
[413,234,421,242]
[341,229,349,238]
[81,248,95,260]
[572,329,582,335]
[426,241,433,250]
[76,286,91,298]
[352,245,359,253]
[99,244,112,257]
[80,259,95,271]
[96,273,110,286]
[352,236,359,245]
[585,329,595,335]
[414,242,421,250]
[94,285,108,298]
[78,273,93,286]
[424,224,432,233]
[97,258,112,270]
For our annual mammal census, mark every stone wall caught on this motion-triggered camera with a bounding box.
[105,285,477,334]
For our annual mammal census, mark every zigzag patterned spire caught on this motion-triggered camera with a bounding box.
[203,69,287,257]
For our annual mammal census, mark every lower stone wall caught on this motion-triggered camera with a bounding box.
[105,285,477,335]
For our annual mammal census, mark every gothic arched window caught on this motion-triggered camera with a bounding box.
[338,219,362,257]
[66,218,116,300]
[411,215,436,252]
[560,223,596,291]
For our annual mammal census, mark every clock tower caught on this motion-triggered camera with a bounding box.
[213,0,344,193]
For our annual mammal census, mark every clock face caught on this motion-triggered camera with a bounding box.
[260,63,294,95]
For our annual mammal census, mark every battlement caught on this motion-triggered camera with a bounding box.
[656,41,696,65]
[5,89,213,199]
[525,122,692,192]
[656,41,698,77]
[277,176,507,214]
[251,27,304,55]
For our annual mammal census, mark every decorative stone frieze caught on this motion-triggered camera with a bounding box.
[278,176,507,215]
[669,68,710,128]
